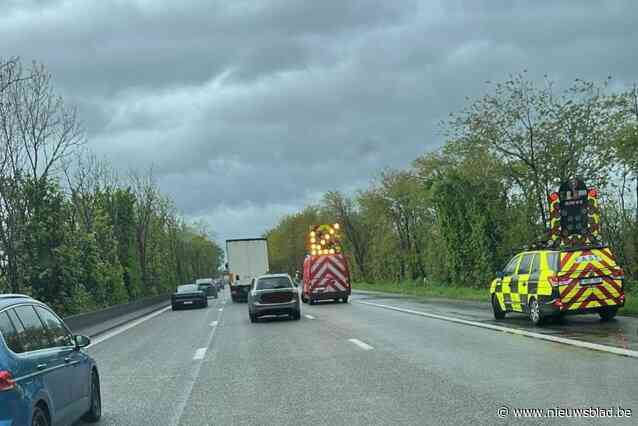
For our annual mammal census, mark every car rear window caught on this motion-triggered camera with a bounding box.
[178,285,198,292]
[256,277,292,290]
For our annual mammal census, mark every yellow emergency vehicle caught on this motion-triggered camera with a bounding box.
[490,248,625,325]
[490,179,625,325]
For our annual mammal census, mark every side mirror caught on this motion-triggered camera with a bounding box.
[74,335,91,349]
[496,271,504,279]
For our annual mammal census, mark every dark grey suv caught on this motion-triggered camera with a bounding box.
[248,274,301,322]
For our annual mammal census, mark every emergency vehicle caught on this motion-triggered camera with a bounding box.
[302,223,351,304]
[490,179,625,325]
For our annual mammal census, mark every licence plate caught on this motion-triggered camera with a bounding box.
[183,301,193,304]
[580,277,603,285]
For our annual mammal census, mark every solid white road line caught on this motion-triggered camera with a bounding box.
[348,338,374,351]
[193,347,207,360]
[210,321,218,327]
[87,306,171,348]
[304,314,315,320]
[358,300,638,359]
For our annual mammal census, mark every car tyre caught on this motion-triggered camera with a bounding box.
[171,304,177,311]
[342,296,349,303]
[308,298,315,305]
[301,295,308,303]
[491,295,506,320]
[82,371,101,422]
[599,307,618,321]
[292,310,301,320]
[250,312,257,323]
[528,297,544,326]
[32,406,49,426]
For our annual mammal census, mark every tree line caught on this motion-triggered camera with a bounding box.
[265,72,638,290]
[0,58,223,316]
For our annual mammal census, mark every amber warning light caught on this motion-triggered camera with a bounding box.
[309,224,342,256]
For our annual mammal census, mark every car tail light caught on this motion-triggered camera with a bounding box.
[552,299,565,310]
[612,268,624,278]
[619,293,625,303]
[0,370,15,391]
[549,276,570,286]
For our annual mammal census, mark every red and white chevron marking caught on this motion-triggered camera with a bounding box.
[308,254,350,293]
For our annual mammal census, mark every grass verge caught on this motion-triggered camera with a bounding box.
[353,281,489,303]
[353,281,638,316]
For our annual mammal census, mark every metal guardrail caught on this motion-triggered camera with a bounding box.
[63,294,171,336]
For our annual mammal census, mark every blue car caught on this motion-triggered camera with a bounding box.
[0,294,101,426]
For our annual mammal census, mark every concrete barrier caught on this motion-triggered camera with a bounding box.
[64,294,171,337]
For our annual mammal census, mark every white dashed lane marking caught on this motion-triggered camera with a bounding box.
[193,347,207,360]
[348,338,374,351]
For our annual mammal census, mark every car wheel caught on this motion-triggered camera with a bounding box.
[491,295,506,319]
[292,310,301,320]
[342,296,349,303]
[301,295,308,303]
[528,297,544,326]
[308,298,315,305]
[32,406,49,426]
[599,307,618,321]
[171,304,176,311]
[250,312,257,323]
[82,370,102,422]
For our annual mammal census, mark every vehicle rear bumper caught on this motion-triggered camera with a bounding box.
[308,289,350,301]
[253,301,299,316]
[172,298,206,307]
[541,297,624,316]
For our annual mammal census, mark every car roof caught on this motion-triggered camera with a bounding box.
[257,273,291,279]
[0,294,36,310]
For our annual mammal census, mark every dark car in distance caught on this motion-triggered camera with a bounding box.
[248,274,301,322]
[196,281,218,299]
[172,284,208,310]
[0,294,101,426]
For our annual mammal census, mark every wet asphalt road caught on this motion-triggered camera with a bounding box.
[77,289,638,426]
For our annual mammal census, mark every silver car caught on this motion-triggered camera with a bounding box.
[248,274,301,322]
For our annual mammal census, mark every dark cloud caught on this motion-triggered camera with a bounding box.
[2,0,638,242]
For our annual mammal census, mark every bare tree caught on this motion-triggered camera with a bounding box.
[322,191,369,280]
[0,60,84,292]
[8,62,84,182]
[64,151,117,232]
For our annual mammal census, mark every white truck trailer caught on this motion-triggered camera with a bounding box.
[226,238,269,302]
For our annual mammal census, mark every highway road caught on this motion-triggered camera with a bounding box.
[78,289,638,426]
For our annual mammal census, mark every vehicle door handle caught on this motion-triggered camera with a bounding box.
[37,363,47,370]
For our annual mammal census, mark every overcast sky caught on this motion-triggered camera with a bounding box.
[3,0,638,243]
